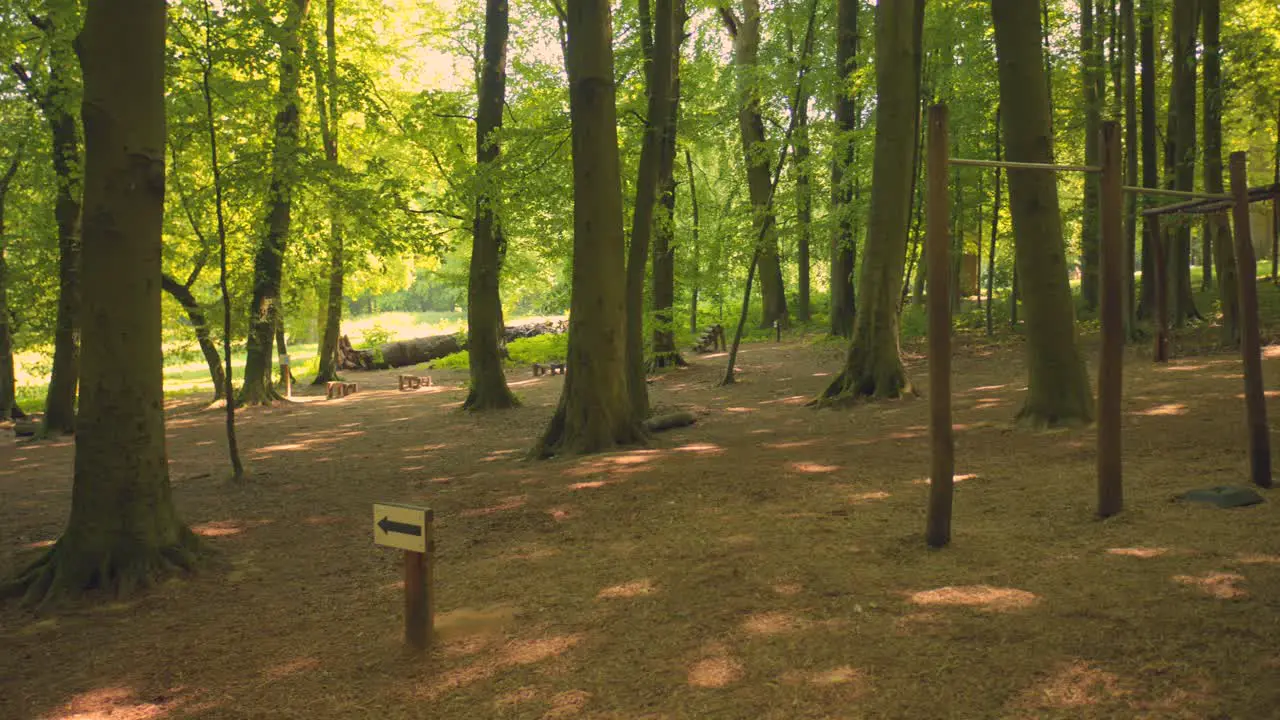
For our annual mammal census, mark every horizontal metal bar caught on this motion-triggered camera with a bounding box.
[1123,185,1232,201]
[949,158,1101,173]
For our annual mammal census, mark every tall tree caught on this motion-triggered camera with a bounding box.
[5,0,198,604]
[624,0,675,418]
[789,12,813,324]
[240,0,312,405]
[313,0,345,385]
[1166,0,1200,326]
[464,0,519,410]
[1122,0,1138,335]
[1137,0,1158,318]
[815,0,924,404]
[722,0,788,329]
[1080,0,1102,311]
[0,147,22,420]
[531,0,643,456]
[650,1,689,367]
[12,5,82,435]
[991,0,1094,426]
[828,0,859,338]
[1202,0,1238,344]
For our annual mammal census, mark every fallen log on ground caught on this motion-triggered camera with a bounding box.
[336,320,568,371]
[644,411,696,433]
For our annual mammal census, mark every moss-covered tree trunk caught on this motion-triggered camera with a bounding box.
[6,0,198,605]
[991,0,1094,426]
[725,0,788,329]
[827,0,859,338]
[313,0,344,385]
[624,0,675,418]
[240,0,310,405]
[1166,0,1200,327]
[815,0,923,405]
[0,150,22,420]
[1202,0,1237,344]
[651,3,688,368]
[1080,0,1102,311]
[161,274,225,401]
[531,0,644,457]
[464,0,519,411]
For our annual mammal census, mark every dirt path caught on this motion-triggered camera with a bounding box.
[3,336,1280,719]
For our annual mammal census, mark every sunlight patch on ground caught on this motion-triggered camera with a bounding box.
[790,462,840,474]
[567,480,614,491]
[46,686,179,720]
[908,585,1040,611]
[688,656,744,689]
[436,606,518,642]
[780,666,864,689]
[597,579,655,599]
[772,583,803,596]
[1234,553,1280,565]
[848,491,891,503]
[22,538,55,549]
[911,473,977,486]
[1012,661,1126,711]
[191,519,272,538]
[674,443,725,455]
[1132,403,1188,416]
[546,507,573,522]
[1172,571,1248,599]
[725,406,756,413]
[1159,363,1212,372]
[762,439,817,450]
[1106,547,1169,558]
[543,690,592,719]
[741,611,806,635]
[461,496,527,516]
[966,383,1008,393]
[260,656,321,681]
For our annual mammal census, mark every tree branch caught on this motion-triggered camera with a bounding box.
[717,5,739,37]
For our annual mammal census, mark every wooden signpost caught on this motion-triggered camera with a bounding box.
[373,502,434,650]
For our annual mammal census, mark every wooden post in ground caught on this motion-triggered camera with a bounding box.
[402,511,435,650]
[1151,213,1168,362]
[925,104,955,549]
[1097,121,1124,518]
[1229,152,1272,489]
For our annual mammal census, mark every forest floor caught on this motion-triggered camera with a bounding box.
[4,321,1280,719]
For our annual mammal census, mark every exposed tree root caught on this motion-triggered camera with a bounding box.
[2,529,202,609]
[463,385,520,411]
[811,352,915,409]
[238,382,284,406]
[530,404,647,459]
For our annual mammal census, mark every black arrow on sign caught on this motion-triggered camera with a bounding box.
[378,516,422,537]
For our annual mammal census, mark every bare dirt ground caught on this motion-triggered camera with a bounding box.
[4,332,1280,719]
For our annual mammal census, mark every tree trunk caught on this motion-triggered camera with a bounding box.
[828,0,859,338]
[625,0,675,418]
[726,0,788,329]
[686,148,700,335]
[313,0,344,385]
[986,107,1002,337]
[790,16,812,324]
[464,0,518,410]
[816,0,924,405]
[5,0,199,606]
[531,0,643,457]
[1166,0,1200,327]
[161,274,225,400]
[1202,0,1237,345]
[240,0,311,405]
[1081,0,1102,311]
[992,0,1094,426]
[23,9,84,435]
[651,3,687,367]
[1122,0,1139,336]
[0,150,22,420]
[1137,0,1158,319]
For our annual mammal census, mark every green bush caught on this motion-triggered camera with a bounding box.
[359,323,394,350]
[429,350,471,370]
[506,333,569,365]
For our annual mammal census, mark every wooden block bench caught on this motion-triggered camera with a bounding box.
[532,362,567,377]
[326,381,359,399]
[398,375,434,391]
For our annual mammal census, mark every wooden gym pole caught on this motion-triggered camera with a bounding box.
[1097,121,1125,517]
[1228,151,1272,489]
[925,104,955,548]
